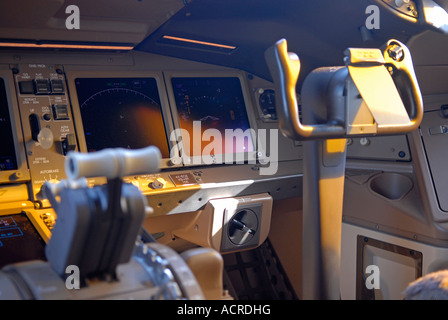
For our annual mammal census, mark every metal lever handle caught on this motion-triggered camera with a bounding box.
[380,39,424,135]
[65,145,161,180]
[265,38,424,140]
[265,38,345,140]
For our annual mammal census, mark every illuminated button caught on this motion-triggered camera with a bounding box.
[52,104,70,120]
[149,178,166,189]
[33,79,51,95]
[50,79,65,94]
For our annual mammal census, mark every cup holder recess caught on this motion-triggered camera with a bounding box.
[368,173,413,201]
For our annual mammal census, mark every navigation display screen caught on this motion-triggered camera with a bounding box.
[0,78,18,171]
[0,213,46,268]
[75,77,170,158]
[171,77,254,161]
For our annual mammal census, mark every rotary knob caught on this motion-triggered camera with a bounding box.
[149,177,167,189]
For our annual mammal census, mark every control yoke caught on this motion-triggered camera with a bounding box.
[265,39,423,300]
[265,38,423,140]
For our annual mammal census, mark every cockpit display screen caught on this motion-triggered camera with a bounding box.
[75,77,170,158]
[171,77,254,160]
[0,78,18,171]
[0,213,46,268]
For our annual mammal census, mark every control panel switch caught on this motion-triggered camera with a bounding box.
[50,79,65,94]
[52,104,70,121]
[29,114,41,142]
[33,79,51,95]
[42,113,52,121]
[149,177,166,189]
[62,134,77,155]
[18,81,34,94]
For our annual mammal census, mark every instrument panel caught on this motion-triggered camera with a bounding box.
[0,49,412,256]
[12,64,76,200]
[0,51,303,249]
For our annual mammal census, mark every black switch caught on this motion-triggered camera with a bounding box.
[52,104,70,120]
[18,81,35,94]
[50,79,65,95]
[33,79,51,95]
[62,133,77,155]
[29,114,41,141]
[42,113,52,121]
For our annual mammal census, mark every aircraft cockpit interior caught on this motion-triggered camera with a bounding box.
[1,0,448,304]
